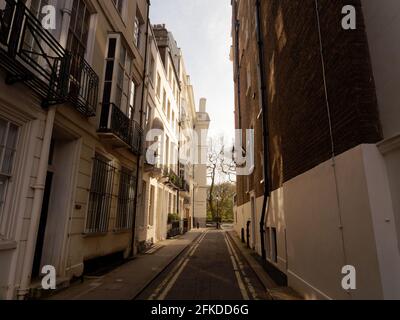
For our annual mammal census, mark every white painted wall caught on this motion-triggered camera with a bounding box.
[0,75,48,299]
[361,0,400,138]
[235,144,400,299]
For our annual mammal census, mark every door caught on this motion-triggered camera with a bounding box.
[31,171,53,279]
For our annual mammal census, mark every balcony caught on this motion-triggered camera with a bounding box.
[161,166,184,190]
[144,150,163,177]
[0,0,70,106]
[180,180,190,193]
[67,53,99,117]
[98,103,143,155]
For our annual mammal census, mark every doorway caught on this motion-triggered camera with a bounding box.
[31,129,80,280]
[31,171,53,279]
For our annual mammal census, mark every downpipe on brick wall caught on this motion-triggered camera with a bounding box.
[255,0,271,261]
[131,0,151,257]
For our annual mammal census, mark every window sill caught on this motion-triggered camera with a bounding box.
[0,239,17,251]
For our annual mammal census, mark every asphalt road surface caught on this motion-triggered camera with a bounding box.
[136,229,270,300]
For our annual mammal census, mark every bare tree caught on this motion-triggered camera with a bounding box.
[207,136,236,223]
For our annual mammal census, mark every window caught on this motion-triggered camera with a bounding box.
[22,0,50,66]
[167,101,171,122]
[156,73,161,99]
[67,0,90,58]
[116,44,134,115]
[0,119,18,239]
[171,111,175,130]
[149,55,155,84]
[145,104,151,127]
[168,65,172,83]
[129,81,137,118]
[112,0,124,15]
[148,185,155,226]
[162,89,167,113]
[115,168,136,230]
[133,14,143,48]
[165,135,170,166]
[103,36,136,117]
[86,155,116,233]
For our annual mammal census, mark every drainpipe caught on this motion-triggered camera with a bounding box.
[255,0,271,261]
[233,2,242,130]
[130,0,151,257]
[17,108,56,299]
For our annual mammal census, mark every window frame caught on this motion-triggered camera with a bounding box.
[0,119,19,240]
[115,167,136,231]
[111,0,125,17]
[85,154,116,234]
[102,34,138,118]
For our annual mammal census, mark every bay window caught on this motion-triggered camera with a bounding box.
[102,35,137,118]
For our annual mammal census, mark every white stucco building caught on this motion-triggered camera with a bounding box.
[139,24,208,245]
[0,0,149,299]
[193,98,210,228]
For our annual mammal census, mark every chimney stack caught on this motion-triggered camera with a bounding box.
[199,98,207,112]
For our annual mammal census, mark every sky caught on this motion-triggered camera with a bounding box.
[150,0,235,144]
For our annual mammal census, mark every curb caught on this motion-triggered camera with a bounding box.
[226,231,303,300]
[226,231,276,294]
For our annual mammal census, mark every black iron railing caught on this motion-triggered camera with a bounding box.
[181,180,190,192]
[0,0,70,106]
[86,156,116,234]
[68,53,99,117]
[167,221,181,238]
[162,166,184,190]
[99,103,143,155]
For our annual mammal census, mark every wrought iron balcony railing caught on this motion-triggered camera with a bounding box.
[0,0,70,106]
[161,166,184,190]
[98,103,143,155]
[68,53,99,117]
[181,180,190,193]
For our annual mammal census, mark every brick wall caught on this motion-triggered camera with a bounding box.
[233,0,382,206]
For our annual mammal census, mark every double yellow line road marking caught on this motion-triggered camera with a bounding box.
[149,230,208,300]
[224,232,258,300]
[148,230,258,301]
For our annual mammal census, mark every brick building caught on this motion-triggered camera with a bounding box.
[232,0,400,299]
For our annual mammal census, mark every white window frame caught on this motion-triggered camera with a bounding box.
[111,0,126,18]
[0,119,19,240]
[103,34,137,117]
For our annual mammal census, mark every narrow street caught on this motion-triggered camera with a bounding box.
[137,229,270,300]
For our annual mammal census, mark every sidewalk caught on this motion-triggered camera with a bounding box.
[226,230,303,300]
[48,229,204,300]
